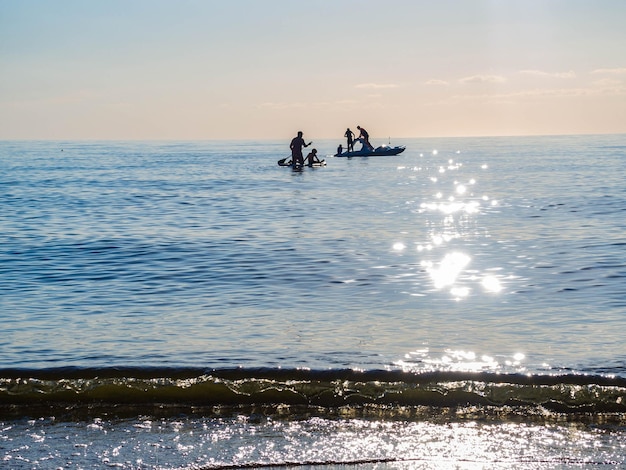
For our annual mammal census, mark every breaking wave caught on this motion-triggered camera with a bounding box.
[2,367,625,422]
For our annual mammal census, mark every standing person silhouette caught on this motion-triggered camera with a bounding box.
[344,128,355,152]
[357,126,373,150]
[290,131,311,167]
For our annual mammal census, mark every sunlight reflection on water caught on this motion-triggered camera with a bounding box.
[396,348,526,373]
[387,149,527,372]
[423,252,471,289]
[409,151,505,301]
[4,410,623,469]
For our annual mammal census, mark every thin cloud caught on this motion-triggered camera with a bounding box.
[355,83,399,89]
[592,78,622,87]
[518,70,576,79]
[458,74,507,84]
[443,84,626,104]
[591,67,626,75]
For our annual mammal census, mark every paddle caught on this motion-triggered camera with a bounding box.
[277,155,292,166]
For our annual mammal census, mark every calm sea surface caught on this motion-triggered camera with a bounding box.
[1,135,625,468]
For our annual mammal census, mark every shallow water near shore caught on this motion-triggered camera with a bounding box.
[1,135,625,468]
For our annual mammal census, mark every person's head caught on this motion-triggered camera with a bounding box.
[312,148,317,154]
[357,126,361,130]
[297,131,303,137]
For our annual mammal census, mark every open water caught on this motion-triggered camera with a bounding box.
[1,135,625,469]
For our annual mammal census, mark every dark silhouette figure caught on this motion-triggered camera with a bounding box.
[356,126,373,150]
[290,131,311,166]
[304,148,322,165]
[344,128,355,152]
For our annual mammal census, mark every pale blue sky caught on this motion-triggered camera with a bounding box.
[1,0,625,140]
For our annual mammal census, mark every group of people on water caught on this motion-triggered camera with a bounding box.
[288,131,322,166]
[288,125,372,166]
[341,126,372,153]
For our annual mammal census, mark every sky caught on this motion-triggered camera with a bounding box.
[1,0,626,140]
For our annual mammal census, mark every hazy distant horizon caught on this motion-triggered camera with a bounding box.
[2,131,625,143]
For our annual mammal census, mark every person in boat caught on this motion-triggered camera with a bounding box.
[344,128,355,152]
[290,131,312,167]
[304,148,322,166]
[356,126,373,150]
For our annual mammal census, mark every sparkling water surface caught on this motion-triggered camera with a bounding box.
[2,136,625,374]
[1,135,625,468]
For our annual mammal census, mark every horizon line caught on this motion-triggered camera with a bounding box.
[1,131,624,142]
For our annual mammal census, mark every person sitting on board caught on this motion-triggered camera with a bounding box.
[290,131,312,167]
[344,128,355,152]
[356,125,374,150]
[337,144,343,155]
[304,148,322,166]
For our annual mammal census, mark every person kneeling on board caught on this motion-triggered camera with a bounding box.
[304,148,322,166]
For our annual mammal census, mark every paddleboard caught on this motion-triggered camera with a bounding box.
[278,159,326,168]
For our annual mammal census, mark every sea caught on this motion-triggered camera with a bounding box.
[0,135,625,469]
